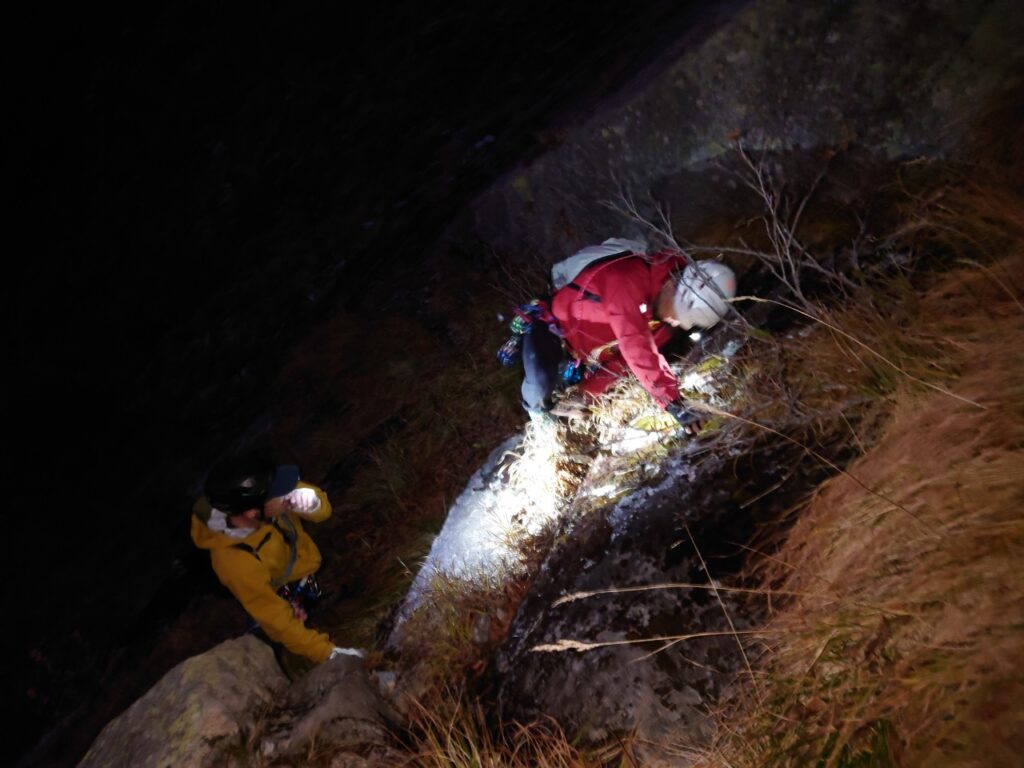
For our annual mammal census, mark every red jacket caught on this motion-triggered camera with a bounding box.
[551,250,687,406]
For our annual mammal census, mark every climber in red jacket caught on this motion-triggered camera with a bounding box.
[520,240,737,433]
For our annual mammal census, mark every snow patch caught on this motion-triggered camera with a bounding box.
[401,420,565,616]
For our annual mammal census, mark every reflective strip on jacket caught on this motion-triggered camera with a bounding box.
[551,250,687,406]
[191,481,334,663]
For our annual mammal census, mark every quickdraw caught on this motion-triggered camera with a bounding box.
[560,358,584,385]
[277,573,324,616]
[496,299,558,366]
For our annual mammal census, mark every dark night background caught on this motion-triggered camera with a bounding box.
[7,1,735,764]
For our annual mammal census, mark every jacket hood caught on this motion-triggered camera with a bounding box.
[191,499,269,551]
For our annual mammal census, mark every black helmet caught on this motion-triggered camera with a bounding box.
[204,455,299,514]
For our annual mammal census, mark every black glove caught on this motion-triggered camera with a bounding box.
[666,400,704,435]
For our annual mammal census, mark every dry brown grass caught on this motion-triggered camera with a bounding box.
[703,238,1024,767]
[394,570,531,691]
[384,171,1024,767]
[404,691,635,768]
[256,141,1023,766]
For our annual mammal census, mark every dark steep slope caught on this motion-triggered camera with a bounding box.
[21,0,1023,764]
[9,3,724,765]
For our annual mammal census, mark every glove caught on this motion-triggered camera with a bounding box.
[666,400,704,436]
[329,647,365,660]
[283,487,321,515]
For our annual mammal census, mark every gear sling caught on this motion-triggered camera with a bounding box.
[232,516,323,629]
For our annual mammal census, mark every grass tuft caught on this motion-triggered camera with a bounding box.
[701,177,1024,767]
[404,689,635,768]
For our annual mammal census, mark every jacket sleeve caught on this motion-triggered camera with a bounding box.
[212,549,334,663]
[603,267,680,407]
[293,481,332,523]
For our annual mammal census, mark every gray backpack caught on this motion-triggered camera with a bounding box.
[550,238,647,291]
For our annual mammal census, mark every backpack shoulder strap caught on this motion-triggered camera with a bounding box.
[270,517,300,589]
[565,281,603,303]
[561,252,647,303]
[231,531,273,562]
[550,238,647,291]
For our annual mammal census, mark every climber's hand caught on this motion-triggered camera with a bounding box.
[329,647,365,660]
[666,400,705,436]
[265,488,321,518]
[284,487,321,515]
[549,397,590,420]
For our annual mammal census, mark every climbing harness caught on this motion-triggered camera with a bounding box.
[234,518,325,632]
[500,247,672,400]
[276,573,324,615]
[243,572,324,635]
[499,244,650,369]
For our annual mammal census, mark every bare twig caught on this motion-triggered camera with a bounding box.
[692,399,944,538]
[531,629,773,654]
[601,189,681,251]
[957,258,1024,312]
[733,295,986,409]
[552,582,833,608]
[605,187,755,330]
[685,524,759,699]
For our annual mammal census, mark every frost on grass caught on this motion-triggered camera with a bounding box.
[398,327,748,628]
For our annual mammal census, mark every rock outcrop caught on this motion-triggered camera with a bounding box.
[453,0,1022,259]
[257,654,403,765]
[79,637,399,767]
[492,443,780,766]
[79,635,287,767]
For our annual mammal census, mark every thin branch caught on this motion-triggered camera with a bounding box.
[692,400,943,538]
[685,524,759,699]
[604,189,753,329]
[530,628,774,654]
[552,582,834,608]
[957,258,1024,312]
[733,295,986,410]
[601,189,680,251]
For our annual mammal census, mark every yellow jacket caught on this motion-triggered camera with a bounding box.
[191,481,334,662]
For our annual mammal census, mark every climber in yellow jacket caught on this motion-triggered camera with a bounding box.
[191,455,359,664]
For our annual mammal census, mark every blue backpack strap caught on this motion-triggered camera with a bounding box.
[270,517,299,589]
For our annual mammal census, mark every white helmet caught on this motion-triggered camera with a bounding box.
[671,261,737,330]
